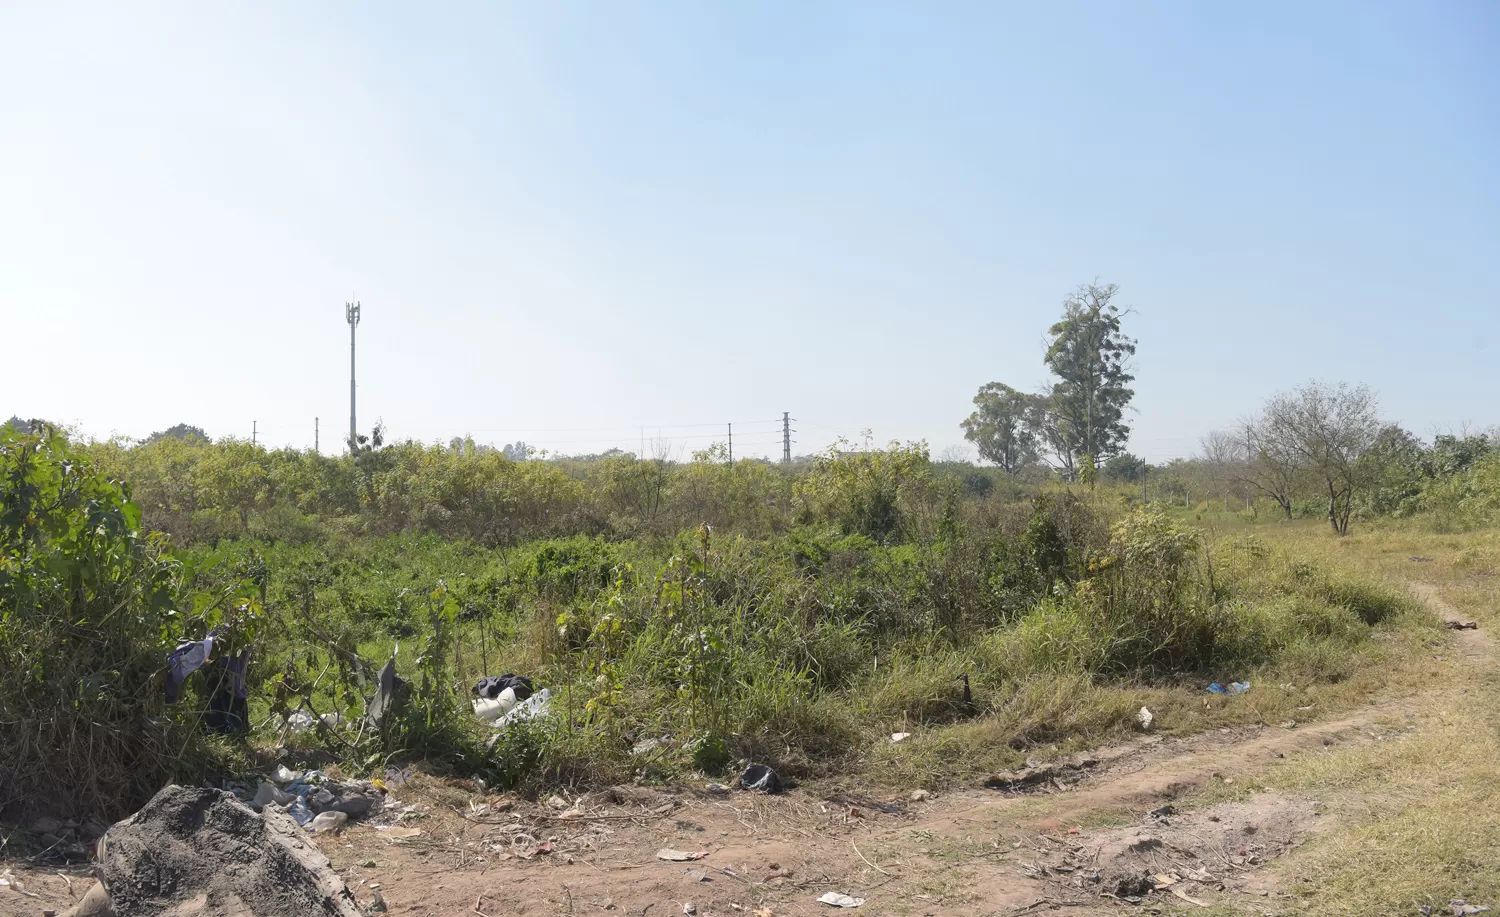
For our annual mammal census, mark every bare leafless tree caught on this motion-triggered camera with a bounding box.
[1236,417,1302,520]
[1262,381,1382,535]
[1198,429,1241,511]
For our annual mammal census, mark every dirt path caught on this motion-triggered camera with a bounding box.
[8,582,1488,917]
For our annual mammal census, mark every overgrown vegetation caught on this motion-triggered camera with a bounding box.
[1,417,1439,821]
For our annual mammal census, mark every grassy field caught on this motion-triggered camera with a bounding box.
[1165,524,1500,915]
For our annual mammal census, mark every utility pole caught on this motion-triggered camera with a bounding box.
[1142,464,1147,504]
[782,412,791,464]
[252,420,257,446]
[346,301,361,452]
[727,423,733,464]
[315,417,320,454]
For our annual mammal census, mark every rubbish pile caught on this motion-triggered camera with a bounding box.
[74,784,364,917]
[241,766,399,831]
[471,674,552,729]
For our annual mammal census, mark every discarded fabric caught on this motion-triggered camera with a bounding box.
[205,648,251,734]
[817,892,866,908]
[164,636,214,703]
[473,673,535,701]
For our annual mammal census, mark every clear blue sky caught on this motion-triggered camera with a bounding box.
[3,2,1496,461]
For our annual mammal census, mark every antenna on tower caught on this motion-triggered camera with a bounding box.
[346,300,361,453]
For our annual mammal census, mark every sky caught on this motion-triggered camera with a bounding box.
[3,2,1497,462]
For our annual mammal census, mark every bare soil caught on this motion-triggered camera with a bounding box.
[4,582,1488,917]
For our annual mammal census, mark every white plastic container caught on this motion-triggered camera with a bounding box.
[472,687,518,723]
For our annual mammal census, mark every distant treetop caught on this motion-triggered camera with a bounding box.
[145,423,211,444]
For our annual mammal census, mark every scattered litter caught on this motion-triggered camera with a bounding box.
[1148,804,1175,821]
[1136,707,1153,730]
[252,781,293,808]
[1114,873,1154,897]
[1151,873,1178,888]
[683,904,697,916]
[1206,682,1251,695]
[366,655,408,729]
[286,798,314,827]
[473,691,516,723]
[705,783,731,795]
[890,732,911,743]
[320,712,344,730]
[285,709,317,732]
[1171,887,1210,908]
[376,826,423,840]
[910,789,931,802]
[817,892,865,908]
[740,764,783,793]
[330,793,374,817]
[685,869,710,882]
[492,688,553,729]
[657,849,710,862]
[546,795,570,810]
[272,765,302,784]
[1446,621,1480,630]
[309,811,348,833]
[1451,902,1492,916]
[473,673,536,701]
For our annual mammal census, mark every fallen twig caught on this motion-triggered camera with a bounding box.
[851,840,890,875]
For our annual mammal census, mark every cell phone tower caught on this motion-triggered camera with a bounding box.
[346,300,361,453]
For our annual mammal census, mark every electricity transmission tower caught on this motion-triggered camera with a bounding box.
[782,412,792,464]
[346,301,361,452]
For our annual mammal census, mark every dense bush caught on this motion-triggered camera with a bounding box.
[3,424,1429,807]
[0,427,260,819]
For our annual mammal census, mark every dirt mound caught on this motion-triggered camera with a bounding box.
[97,785,363,917]
[1023,791,1320,905]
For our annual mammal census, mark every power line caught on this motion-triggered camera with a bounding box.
[463,420,785,434]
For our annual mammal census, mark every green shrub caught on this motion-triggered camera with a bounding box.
[0,427,258,819]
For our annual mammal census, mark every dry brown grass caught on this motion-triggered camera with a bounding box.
[1174,524,1500,915]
